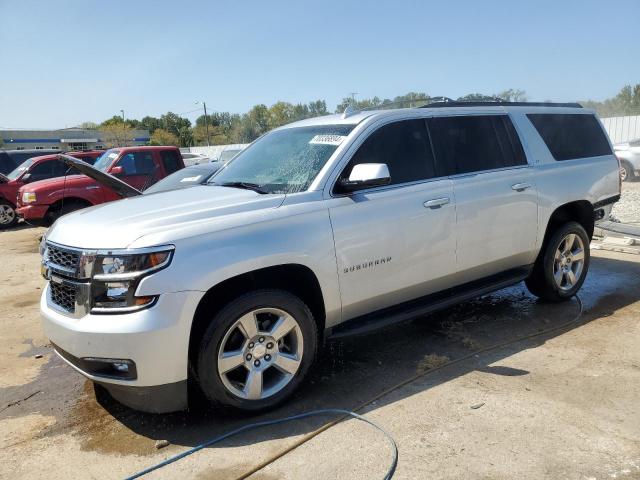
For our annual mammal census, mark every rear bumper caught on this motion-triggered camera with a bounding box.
[17,203,49,220]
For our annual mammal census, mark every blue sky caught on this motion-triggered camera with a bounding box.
[1,0,638,129]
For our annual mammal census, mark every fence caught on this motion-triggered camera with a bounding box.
[600,115,640,144]
[182,144,249,160]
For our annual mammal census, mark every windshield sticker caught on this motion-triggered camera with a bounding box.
[180,175,203,183]
[309,134,347,146]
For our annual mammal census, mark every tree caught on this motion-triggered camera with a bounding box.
[77,121,99,129]
[140,116,163,134]
[581,84,640,117]
[496,89,528,102]
[160,112,191,137]
[101,123,135,147]
[149,128,179,146]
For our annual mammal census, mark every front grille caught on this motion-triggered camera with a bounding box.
[50,281,77,313]
[47,244,81,275]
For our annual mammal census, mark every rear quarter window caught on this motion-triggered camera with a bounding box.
[527,113,612,161]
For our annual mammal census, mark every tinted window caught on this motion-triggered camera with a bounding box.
[160,150,182,174]
[527,113,612,161]
[0,153,17,175]
[428,115,527,175]
[340,119,436,187]
[29,160,59,180]
[116,151,155,175]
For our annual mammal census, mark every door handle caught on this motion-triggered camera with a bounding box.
[423,197,450,209]
[511,182,532,192]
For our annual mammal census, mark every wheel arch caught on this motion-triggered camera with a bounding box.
[47,196,94,213]
[188,263,327,369]
[541,200,594,251]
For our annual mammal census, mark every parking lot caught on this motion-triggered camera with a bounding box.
[0,225,638,479]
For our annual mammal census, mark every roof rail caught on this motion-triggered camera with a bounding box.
[420,101,583,109]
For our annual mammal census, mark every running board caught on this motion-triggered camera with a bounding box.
[329,266,533,339]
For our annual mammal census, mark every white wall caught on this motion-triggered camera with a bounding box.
[600,115,640,144]
[182,144,249,160]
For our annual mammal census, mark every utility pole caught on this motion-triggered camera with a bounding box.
[203,102,210,147]
[196,101,211,147]
[349,92,358,106]
[120,110,125,122]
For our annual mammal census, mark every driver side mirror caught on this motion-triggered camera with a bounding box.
[337,163,391,193]
[110,166,124,176]
[21,173,32,183]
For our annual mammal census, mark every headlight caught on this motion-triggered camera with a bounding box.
[22,192,37,204]
[89,247,174,313]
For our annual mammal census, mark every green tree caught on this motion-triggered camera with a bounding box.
[101,123,135,147]
[78,121,99,129]
[159,112,191,137]
[581,84,640,117]
[140,116,163,134]
[496,89,528,102]
[149,128,179,146]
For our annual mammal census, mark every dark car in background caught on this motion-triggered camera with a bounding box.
[0,149,62,175]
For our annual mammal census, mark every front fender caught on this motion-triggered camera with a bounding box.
[136,207,342,328]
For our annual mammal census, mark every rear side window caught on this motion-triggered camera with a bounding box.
[427,115,527,175]
[117,151,155,175]
[160,150,182,174]
[527,113,612,161]
[341,119,436,186]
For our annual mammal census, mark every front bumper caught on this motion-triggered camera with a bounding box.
[41,284,204,413]
[17,203,49,220]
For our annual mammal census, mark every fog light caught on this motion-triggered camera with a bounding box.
[112,362,129,373]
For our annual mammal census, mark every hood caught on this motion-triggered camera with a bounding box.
[614,143,629,151]
[0,172,8,184]
[46,185,286,249]
[57,154,141,198]
[19,173,92,193]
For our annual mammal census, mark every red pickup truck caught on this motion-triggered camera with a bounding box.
[17,146,184,226]
[0,150,103,229]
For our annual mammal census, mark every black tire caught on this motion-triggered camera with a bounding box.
[47,202,87,225]
[620,161,634,182]
[0,199,18,230]
[196,289,318,412]
[525,221,590,302]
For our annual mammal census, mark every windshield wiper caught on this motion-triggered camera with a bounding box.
[214,181,269,194]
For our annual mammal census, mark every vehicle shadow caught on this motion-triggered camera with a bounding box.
[91,253,640,455]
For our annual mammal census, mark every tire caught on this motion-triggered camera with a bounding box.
[0,200,18,230]
[47,202,87,225]
[525,221,590,302]
[620,161,634,182]
[196,289,318,412]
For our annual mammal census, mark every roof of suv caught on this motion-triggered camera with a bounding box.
[284,103,592,130]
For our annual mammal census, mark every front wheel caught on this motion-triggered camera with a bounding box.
[525,221,590,302]
[0,200,18,230]
[196,290,318,412]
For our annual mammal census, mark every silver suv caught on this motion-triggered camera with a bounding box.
[39,102,620,413]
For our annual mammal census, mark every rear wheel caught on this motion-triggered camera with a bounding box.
[620,161,634,182]
[0,200,18,229]
[525,221,590,301]
[196,290,318,411]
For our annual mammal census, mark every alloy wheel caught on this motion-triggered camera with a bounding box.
[0,204,16,226]
[620,166,628,181]
[553,233,585,291]
[217,307,304,400]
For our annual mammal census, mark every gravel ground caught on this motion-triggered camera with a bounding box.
[612,181,640,224]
